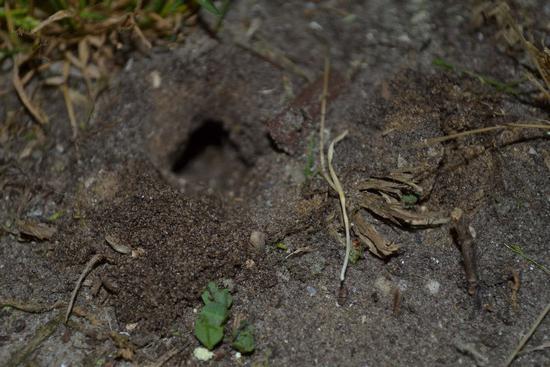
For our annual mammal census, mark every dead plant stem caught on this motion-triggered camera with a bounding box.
[65,254,105,323]
[504,302,550,366]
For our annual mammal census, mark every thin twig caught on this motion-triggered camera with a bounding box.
[451,208,479,300]
[419,122,550,146]
[65,254,105,323]
[504,302,550,367]
[285,246,313,260]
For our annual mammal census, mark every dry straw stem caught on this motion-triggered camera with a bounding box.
[327,130,351,282]
[504,302,550,367]
[488,2,550,100]
[30,10,74,35]
[318,56,352,283]
[419,122,550,146]
[12,57,48,125]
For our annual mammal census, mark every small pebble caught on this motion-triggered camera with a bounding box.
[249,231,266,251]
[426,280,441,295]
[306,286,317,297]
[193,347,214,361]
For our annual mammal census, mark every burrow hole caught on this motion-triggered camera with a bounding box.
[170,119,251,193]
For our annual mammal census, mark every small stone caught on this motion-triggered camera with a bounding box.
[150,70,162,89]
[528,147,537,155]
[426,280,441,295]
[306,286,317,297]
[249,231,266,251]
[125,323,138,332]
[193,347,214,361]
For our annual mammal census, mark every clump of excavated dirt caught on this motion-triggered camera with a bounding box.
[55,160,275,333]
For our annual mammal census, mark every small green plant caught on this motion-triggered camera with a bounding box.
[433,57,522,95]
[400,193,418,207]
[275,242,288,251]
[504,244,550,275]
[232,321,255,354]
[194,281,255,353]
[195,282,232,350]
[197,0,221,15]
[349,240,364,264]
[432,58,522,95]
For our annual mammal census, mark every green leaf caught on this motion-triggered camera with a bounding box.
[201,282,232,308]
[197,0,221,16]
[232,323,255,354]
[401,194,418,206]
[79,10,107,21]
[432,58,455,71]
[349,243,364,264]
[194,315,224,350]
[275,242,288,251]
[200,302,228,326]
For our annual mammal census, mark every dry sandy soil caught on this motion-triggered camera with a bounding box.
[1,0,549,366]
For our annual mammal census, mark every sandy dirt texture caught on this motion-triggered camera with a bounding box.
[1,0,549,366]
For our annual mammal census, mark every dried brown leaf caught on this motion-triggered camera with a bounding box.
[353,212,399,258]
[78,38,90,66]
[31,10,74,34]
[16,220,56,241]
[12,61,48,124]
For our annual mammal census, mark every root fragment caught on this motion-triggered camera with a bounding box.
[65,254,106,323]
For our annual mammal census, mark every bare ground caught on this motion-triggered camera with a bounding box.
[1,1,549,366]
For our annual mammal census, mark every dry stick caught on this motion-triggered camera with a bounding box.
[451,208,479,299]
[504,302,550,367]
[65,254,105,323]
